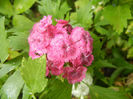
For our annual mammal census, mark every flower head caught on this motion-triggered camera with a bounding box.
[28,15,94,84]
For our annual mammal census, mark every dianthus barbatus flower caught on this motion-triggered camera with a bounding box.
[32,15,52,33]
[56,20,72,34]
[63,66,87,84]
[71,27,93,53]
[28,16,56,59]
[47,34,81,62]
[28,32,47,59]
[47,59,64,75]
[71,52,94,67]
[28,15,94,84]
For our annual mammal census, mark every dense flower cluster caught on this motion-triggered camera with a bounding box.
[28,15,94,84]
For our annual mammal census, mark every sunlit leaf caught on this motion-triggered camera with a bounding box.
[0,64,15,78]
[20,55,47,94]
[14,0,37,14]
[9,15,34,51]
[103,5,131,33]
[0,71,24,99]
[39,0,71,19]
[0,0,13,16]
[0,17,9,63]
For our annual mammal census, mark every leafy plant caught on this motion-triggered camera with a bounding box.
[0,0,133,99]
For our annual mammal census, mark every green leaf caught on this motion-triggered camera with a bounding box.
[111,55,133,69]
[94,9,109,26]
[90,85,129,99]
[128,35,133,46]
[5,54,25,67]
[70,3,93,29]
[75,0,90,8]
[0,71,24,99]
[20,55,47,94]
[0,0,13,16]
[0,75,8,89]
[0,64,15,78]
[107,39,116,48]
[109,52,133,83]
[8,50,20,59]
[110,67,125,84]
[77,5,93,29]
[12,15,34,32]
[38,0,71,19]
[9,32,29,51]
[103,5,131,33]
[91,33,104,60]
[0,17,9,63]
[126,21,133,34]
[127,47,133,58]
[95,26,109,35]
[14,0,37,14]
[22,84,30,99]
[93,60,117,68]
[9,15,34,51]
[40,78,72,99]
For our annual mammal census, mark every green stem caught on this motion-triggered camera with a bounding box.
[32,94,36,99]
[39,90,48,99]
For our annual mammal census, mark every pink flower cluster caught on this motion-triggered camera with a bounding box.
[28,15,94,84]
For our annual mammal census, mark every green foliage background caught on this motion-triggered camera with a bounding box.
[0,0,133,99]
